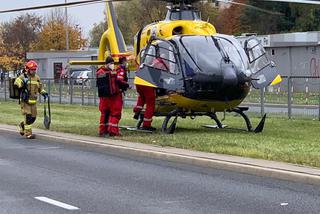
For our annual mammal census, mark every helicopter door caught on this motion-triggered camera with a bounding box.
[244,37,280,89]
[135,40,183,91]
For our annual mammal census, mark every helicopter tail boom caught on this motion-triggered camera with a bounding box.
[71,1,137,67]
[98,1,128,61]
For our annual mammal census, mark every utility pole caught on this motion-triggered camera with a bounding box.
[65,0,70,84]
[65,0,69,50]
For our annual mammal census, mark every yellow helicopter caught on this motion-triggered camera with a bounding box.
[70,0,280,133]
[1,0,317,133]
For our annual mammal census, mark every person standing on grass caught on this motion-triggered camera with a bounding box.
[96,56,129,137]
[133,52,169,132]
[14,60,48,139]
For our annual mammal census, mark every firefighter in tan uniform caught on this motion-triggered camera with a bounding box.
[14,60,48,139]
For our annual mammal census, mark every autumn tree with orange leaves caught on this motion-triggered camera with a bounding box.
[0,14,42,71]
[36,9,87,51]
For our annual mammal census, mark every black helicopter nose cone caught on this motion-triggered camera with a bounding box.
[222,64,238,87]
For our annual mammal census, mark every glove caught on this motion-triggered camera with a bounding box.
[42,92,49,99]
[117,81,129,91]
[121,83,130,91]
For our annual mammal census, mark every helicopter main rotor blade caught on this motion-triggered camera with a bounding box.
[216,0,283,15]
[262,0,320,4]
[0,0,129,14]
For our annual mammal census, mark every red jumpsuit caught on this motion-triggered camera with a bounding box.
[134,85,156,127]
[98,66,127,136]
[134,57,169,127]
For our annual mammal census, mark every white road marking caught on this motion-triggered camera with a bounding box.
[280,202,289,206]
[35,197,79,210]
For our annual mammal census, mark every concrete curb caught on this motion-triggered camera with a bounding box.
[1,124,320,186]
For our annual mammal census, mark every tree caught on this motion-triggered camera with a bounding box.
[0,13,41,70]
[214,0,247,35]
[115,0,167,44]
[290,4,320,32]
[240,1,295,34]
[35,9,87,50]
[196,2,219,30]
[239,2,320,35]
[89,21,107,48]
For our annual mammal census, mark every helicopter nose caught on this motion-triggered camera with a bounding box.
[222,64,238,87]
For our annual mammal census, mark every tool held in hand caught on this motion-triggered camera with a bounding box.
[43,96,51,130]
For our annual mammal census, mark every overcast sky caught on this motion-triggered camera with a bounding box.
[0,0,106,38]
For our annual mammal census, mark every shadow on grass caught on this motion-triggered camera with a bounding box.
[120,125,253,136]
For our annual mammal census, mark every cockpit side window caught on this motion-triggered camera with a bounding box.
[244,37,271,74]
[142,42,179,75]
[246,39,266,63]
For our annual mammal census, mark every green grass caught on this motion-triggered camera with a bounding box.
[1,100,319,167]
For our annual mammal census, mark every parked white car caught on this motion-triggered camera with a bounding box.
[76,70,93,86]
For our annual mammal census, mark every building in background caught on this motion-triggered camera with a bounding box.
[26,50,98,80]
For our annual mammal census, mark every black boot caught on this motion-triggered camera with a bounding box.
[133,111,141,120]
[139,126,156,132]
[26,134,36,139]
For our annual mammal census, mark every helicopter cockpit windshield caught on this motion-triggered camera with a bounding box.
[166,9,201,21]
[179,35,250,77]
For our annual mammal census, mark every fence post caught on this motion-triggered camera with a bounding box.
[318,94,320,121]
[94,83,97,106]
[39,81,43,104]
[59,79,62,104]
[260,87,265,117]
[70,79,73,104]
[287,77,292,119]
[318,85,320,121]
[81,79,84,105]
[4,77,7,101]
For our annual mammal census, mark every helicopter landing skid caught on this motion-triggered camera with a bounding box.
[229,107,266,133]
[202,124,228,129]
[125,127,153,133]
[136,111,178,134]
[120,125,154,133]
[160,109,180,134]
[162,115,178,134]
[207,112,225,129]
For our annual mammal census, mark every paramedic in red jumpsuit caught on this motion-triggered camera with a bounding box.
[133,54,168,131]
[97,56,128,137]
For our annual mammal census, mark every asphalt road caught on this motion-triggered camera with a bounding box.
[0,132,320,214]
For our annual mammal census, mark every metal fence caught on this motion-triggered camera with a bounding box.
[243,76,320,120]
[1,76,319,120]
